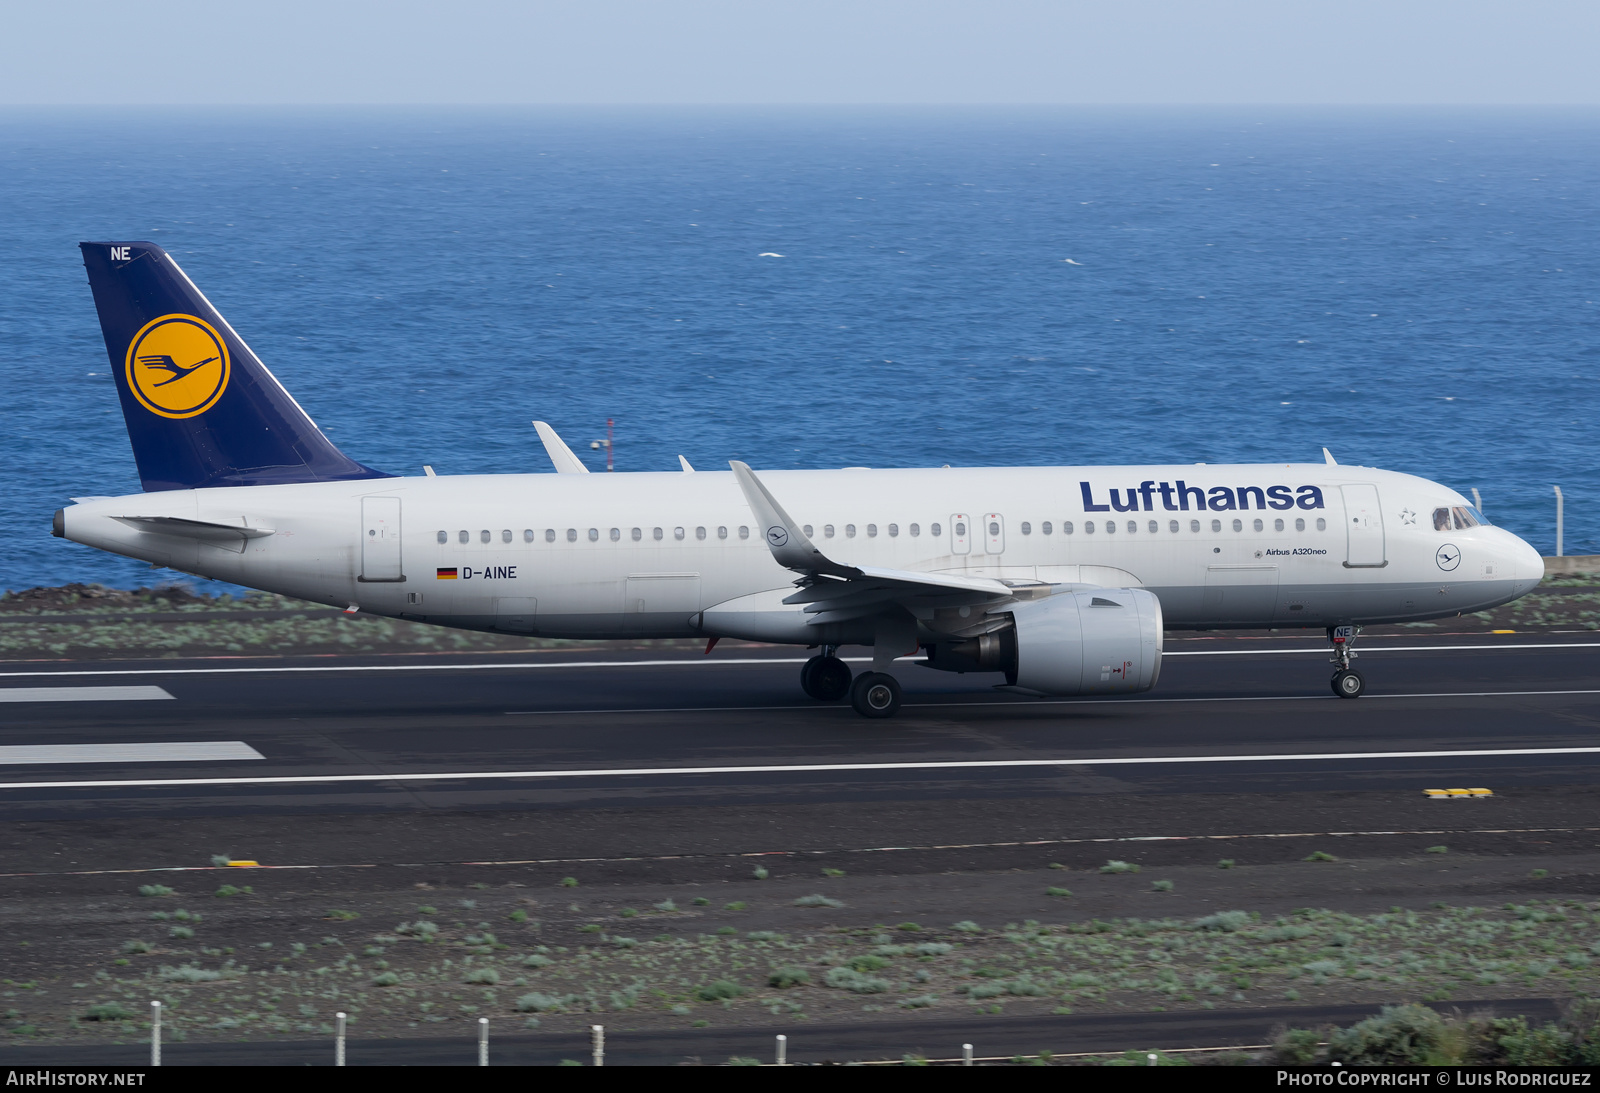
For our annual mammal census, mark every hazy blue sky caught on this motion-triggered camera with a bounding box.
[3,0,1597,105]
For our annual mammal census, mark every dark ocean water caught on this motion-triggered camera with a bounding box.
[2,107,1597,591]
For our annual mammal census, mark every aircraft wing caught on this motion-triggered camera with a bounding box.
[533,421,589,474]
[729,460,1017,626]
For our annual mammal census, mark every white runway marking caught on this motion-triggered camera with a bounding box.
[500,687,1600,715]
[0,641,1594,680]
[0,686,174,703]
[0,742,262,765]
[1,743,1596,791]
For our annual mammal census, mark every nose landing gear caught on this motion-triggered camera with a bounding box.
[800,646,852,701]
[1328,625,1365,699]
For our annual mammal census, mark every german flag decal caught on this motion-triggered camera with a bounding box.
[436,567,458,580]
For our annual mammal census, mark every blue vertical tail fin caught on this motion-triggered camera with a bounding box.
[79,241,393,492]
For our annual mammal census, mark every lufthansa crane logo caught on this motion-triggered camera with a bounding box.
[1436,543,1461,571]
[124,314,231,419]
[766,526,789,548]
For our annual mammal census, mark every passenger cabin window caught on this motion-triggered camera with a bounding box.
[480,529,491,544]
[1104,521,1115,534]
[930,522,942,537]
[545,529,556,543]
[846,524,856,538]
[1273,518,1284,532]
[739,526,750,539]
[1253,518,1264,532]
[1190,520,1201,532]
[1232,519,1243,532]
[632,527,642,541]
[1020,522,1031,535]
[867,524,877,537]
[803,525,813,537]
[1169,520,1179,533]
[887,523,898,537]
[1295,518,1305,531]
[566,528,577,542]
[717,526,728,539]
[587,528,599,542]
[1211,519,1222,533]
[502,529,513,543]
[674,527,685,540]
[459,530,469,544]
[524,529,535,543]
[1066,521,1076,534]
[824,525,835,538]
[1148,520,1158,533]
[610,528,621,541]
[953,521,965,537]
[909,523,920,537]
[437,530,448,544]
[1126,520,1136,534]
[696,526,707,540]
[653,527,663,540]
[1042,521,1052,535]
[1316,518,1327,531]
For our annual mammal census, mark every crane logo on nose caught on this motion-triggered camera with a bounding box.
[1436,544,1461,571]
[125,314,231,419]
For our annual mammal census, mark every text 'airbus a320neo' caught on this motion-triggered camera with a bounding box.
[55,242,1545,717]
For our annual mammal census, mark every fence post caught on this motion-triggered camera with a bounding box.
[150,1000,161,1067]
[336,1011,346,1066]
[775,1034,787,1066]
[963,1042,973,1066]
[1147,1052,1158,1066]
[1555,486,1565,557]
[591,1024,605,1067]
[478,1017,488,1066]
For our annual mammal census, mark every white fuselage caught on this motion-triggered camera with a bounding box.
[59,462,1544,644]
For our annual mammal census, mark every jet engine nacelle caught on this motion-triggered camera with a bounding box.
[1010,587,1164,695]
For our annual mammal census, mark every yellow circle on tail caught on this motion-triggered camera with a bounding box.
[125,314,231,419]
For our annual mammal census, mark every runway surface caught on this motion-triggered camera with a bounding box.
[3,633,1600,820]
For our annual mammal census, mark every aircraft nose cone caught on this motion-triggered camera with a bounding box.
[1508,531,1545,585]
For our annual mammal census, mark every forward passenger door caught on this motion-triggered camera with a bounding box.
[1341,484,1387,568]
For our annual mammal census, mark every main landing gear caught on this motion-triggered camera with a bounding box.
[801,647,904,717]
[849,672,903,719]
[1328,625,1365,700]
[800,648,852,701]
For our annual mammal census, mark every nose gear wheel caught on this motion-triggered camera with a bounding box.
[1331,669,1365,699]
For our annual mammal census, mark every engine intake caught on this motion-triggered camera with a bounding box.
[924,588,1163,695]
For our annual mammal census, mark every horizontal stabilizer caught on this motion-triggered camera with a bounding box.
[113,516,275,543]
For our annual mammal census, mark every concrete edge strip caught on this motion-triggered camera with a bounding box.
[0,641,1597,678]
[1,825,1591,880]
[5,744,1600,792]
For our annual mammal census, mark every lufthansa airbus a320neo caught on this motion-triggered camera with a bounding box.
[55,242,1545,717]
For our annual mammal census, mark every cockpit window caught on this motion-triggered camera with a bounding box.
[1435,505,1491,530]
